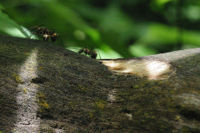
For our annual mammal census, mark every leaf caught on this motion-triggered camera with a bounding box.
[27,0,101,43]
[0,12,33,38]
[129,43,157,57]
[0,3,5,10]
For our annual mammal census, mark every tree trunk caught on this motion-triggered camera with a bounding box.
[0,34,200,133]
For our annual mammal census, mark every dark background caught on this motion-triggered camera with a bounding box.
[0,0,200,59]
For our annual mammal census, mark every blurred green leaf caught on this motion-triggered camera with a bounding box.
[184,5,200,21]
[153,0,172,7]
[0,12,32,38]
[0,3,4,10]
[97,44,122,59]
[129,43,157,57]
[182,44,199,49]
[27,0,101,44]
[138,23,200,47]
[1,0,200,59]
[183,31,200,46]
[140,24,177,44]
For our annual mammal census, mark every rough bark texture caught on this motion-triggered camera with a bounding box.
[0,34,200,133]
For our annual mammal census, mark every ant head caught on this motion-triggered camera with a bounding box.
[52,33,58,37]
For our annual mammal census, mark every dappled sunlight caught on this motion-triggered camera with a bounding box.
[145,60,171,80]
[13,49,40,132]
[107,89,116,103]
[101,59,174,80]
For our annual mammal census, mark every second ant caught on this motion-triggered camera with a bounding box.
[78,48,97,59]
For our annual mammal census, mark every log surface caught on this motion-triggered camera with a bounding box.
[0,34,200,133]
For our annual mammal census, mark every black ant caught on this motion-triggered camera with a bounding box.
[31,26,58,42]
[78,48,97,59]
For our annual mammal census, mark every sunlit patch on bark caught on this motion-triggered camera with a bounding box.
[101,59,174,80]
[13,49,40,132]
[107,89,116,103]
[145,60,171,79]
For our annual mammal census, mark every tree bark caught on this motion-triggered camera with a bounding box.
[0,34,200,133]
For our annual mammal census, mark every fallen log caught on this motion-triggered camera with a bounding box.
[0,34,200,133]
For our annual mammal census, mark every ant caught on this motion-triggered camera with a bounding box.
[31,26,58,42]
[78,48,97,59]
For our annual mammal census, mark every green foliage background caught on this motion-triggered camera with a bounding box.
[0,0,200,59]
